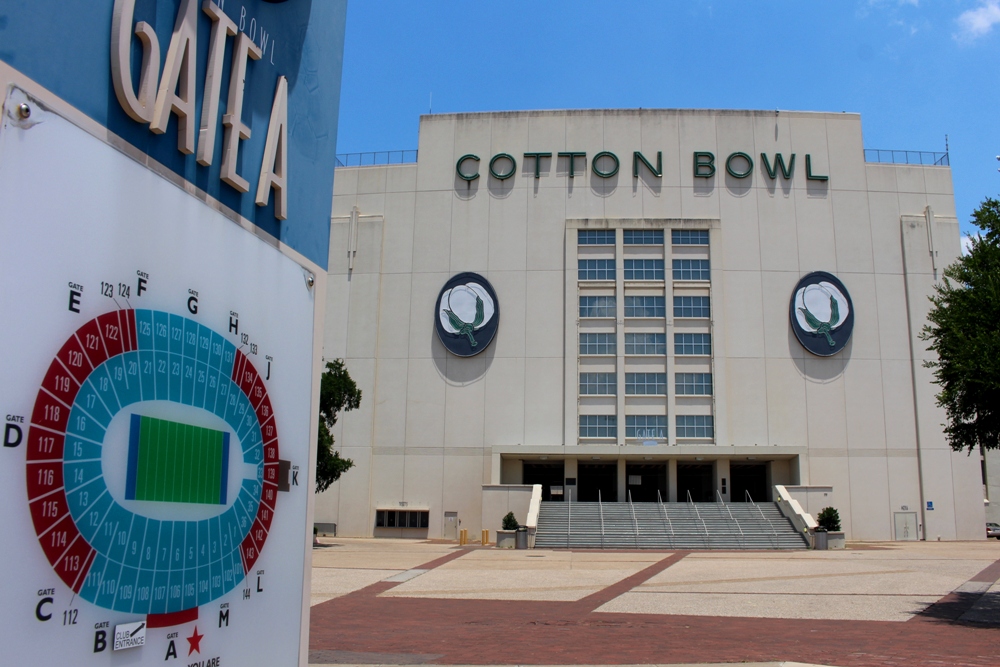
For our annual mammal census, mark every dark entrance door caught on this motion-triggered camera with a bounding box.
[677,463,714,502]
[625,463,667,502]
[577,463,617,502]
[731,463,768,502]
[523,462,565,501]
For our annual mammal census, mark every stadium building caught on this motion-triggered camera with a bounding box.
[315,108,986,544]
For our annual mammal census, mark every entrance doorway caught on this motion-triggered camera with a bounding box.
[894,512,918,541]
[730,463,768,502]
[443,512,458,540]
[625,463,667,502]
[677,463,714,502]
[523,462,565,501]
[578,463,617,502]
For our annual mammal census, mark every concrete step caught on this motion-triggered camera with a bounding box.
[535,501,809,550]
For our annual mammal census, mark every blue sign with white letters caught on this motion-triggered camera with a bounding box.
[0,0,346,269]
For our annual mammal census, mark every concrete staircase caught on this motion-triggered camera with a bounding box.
[534,501,809,550]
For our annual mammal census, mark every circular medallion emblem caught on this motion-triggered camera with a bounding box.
[789,271,854,356]
[435,273,499,357]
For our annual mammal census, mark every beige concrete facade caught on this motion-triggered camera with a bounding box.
[317,109,985,542]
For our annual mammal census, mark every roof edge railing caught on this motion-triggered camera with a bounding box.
[335,150,418,168]
[863,149,948,166]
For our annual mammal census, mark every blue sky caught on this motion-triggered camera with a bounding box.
[336,1,1000,237]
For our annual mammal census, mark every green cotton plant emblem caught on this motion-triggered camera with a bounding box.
[444,293,485,346]
[799,294,840,347]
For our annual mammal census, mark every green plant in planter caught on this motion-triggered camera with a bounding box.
[502,511,519,530]
[817,507,841,532]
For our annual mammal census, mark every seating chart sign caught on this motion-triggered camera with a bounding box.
[0,88,317,665]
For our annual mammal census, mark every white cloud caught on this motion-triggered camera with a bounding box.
[956,1,1000,40]
[961,235,974,255]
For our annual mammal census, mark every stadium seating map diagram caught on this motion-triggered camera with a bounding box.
[1,93,316,663]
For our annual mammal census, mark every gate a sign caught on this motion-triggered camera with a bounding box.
[0,2,347,665]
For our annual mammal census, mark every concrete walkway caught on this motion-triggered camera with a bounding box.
[309,538,1000,666]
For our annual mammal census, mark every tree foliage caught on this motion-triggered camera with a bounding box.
[921,197,1000,453]
[315,359,362,493]
[501,511,519,530]
[816,507,841,532]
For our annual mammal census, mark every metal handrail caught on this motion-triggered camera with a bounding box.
[628,490,639,548]
[718,490,744,549]
[599,490,605,550]
[687,490,710,547]
[567,487,572,548]
[657,490,675,549]
[335,150,418,167]
[746,490,779,548]
[863,148,948,166]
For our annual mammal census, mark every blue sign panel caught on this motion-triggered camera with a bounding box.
[0,0,346,269]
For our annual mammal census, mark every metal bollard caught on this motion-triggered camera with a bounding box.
[481,529,488,546]
[459,528,467,545]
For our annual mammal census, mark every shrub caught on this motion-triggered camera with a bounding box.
[817,507,841,532]
[502,511,519,530]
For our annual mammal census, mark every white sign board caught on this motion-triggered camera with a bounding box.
[0,89,315,664]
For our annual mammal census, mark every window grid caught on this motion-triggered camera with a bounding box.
[624,296,665,318]
[675,373,713,395]
[580,296,616,318]
[376,510,430,528]
[624,259,665,281]
[580,415,617,438]
[580,333,616,355]
[674,333,712,356]
[580,372,616,395]
[675,415,714,438]
[624,333,666,355]
[672,229,710,245]
[625,372,667,395]
[623,229,663,245]
[625,415,668,440]
[672,259,711,281]
[673,296,711,318]
[579,259,616,281]
[578,229,615,245]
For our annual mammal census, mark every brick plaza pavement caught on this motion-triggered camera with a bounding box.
[309,545,1000,667]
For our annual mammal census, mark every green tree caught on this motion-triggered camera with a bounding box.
[315,359,362,492]
[921,197,1000,453]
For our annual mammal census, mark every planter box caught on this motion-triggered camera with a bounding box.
[496,530,516,549]
[828,532,846,549]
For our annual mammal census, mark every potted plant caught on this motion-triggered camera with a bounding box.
[815,507,845,549]
[496,511,518,548]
